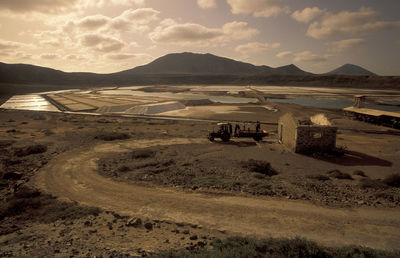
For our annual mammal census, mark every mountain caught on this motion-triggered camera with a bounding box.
[326,64,377,76]
[274,64,312,75]
[118,52,273,75]
[2,53,399,95]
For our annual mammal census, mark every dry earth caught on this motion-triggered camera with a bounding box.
[1,103,400,256]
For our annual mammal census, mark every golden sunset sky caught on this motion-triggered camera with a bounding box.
[0,0,399,75]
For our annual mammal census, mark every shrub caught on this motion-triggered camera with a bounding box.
[151,236,400,258]
[0,186,101,223]
[95,132,130,141]
[353,170,367,177]
[383,173,400,188]
[307,174,330,181]
[131,149,155,159]
[242,159,278,177]
[14,144,47,157]
[326,170,353,180]
[359,178,387,190]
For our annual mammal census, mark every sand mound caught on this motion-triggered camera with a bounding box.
[125,101,186,115]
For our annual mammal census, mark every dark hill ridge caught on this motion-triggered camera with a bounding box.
[122,52,272,75]
[274,64,313,75]
[326,64,376,76]
[1,52,398,94]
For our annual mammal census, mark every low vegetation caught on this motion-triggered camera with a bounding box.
[152,236,400,258]
[14,144,47,157]
[241,159,278,177]
[383,173,400,188]
[94,132,130,141]
[0,186,101,228]
[326,170,353,180]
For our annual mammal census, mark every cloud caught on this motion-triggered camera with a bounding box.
[150,19,258,45]
[197,0,216,9]
[40,39,62,48]
[150,23,221,44]
[294,51,326,63]
[106,53,152,61]
[40,53,59,60]
[0,0,79,14]
[307,7,400,39]
[81,0,145,8]
[76,14,110,30]
[226,0,284,17]
[235,41,280,54]
[0,39,26,50]
[291,7,325,23]
[327,38,364,52]
[276,51,293,58]
[80,34,126,52]
[109,8,160,32]
[222,21,259,40]
[65,54,85,61]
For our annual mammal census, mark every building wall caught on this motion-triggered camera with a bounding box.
[295,126,337,153]
[278,113,298,152]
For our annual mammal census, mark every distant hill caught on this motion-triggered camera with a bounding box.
[274,64,312,75]
[1,53,399,96]
[326,64,376,76]
[118,52,272,75]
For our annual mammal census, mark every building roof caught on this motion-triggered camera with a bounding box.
[344,106,400,118]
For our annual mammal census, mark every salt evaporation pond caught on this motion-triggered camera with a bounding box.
[97,89,258,104]
[269,97,400,112]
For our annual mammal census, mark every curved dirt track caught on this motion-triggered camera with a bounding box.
[33,138,400,250]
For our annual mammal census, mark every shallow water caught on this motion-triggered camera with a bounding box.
[0,95,59,112]
[98,89,258,104]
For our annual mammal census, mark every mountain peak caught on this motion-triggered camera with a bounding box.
[274,64,311,75]
[327,64,376,76]
[126,52,269,75]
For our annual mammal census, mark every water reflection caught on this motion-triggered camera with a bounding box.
[0,94,59,112]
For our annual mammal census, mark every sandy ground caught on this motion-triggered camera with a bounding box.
[1,100,400,256]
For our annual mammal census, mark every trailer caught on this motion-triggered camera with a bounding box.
[208,122,268,142]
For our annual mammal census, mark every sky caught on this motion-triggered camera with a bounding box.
[0,0,399,75]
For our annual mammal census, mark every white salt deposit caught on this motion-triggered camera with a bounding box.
[125,101,186,115]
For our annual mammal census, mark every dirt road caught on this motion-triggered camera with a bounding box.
[33,138,400,250]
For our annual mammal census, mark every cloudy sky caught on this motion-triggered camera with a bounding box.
[0,0,399,75]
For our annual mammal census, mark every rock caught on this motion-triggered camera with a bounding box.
[183,229,189,234]
[144,222,153,230]
[126,217,142,227]
[197,241,207,247]
[189,235,198,240]
[84,221,92,227]
[3,172,23,180]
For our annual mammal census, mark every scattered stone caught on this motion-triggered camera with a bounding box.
[144,222,153,230]
[175,222,185,227]
[84,221,92,227]
[126,217,142,227]
[183,229,190,235]
[189,235,198,240]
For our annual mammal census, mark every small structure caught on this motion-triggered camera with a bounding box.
[278,113,337,153]
[354,95,366,108]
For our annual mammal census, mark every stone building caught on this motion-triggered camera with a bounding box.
[278,113,337,153]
